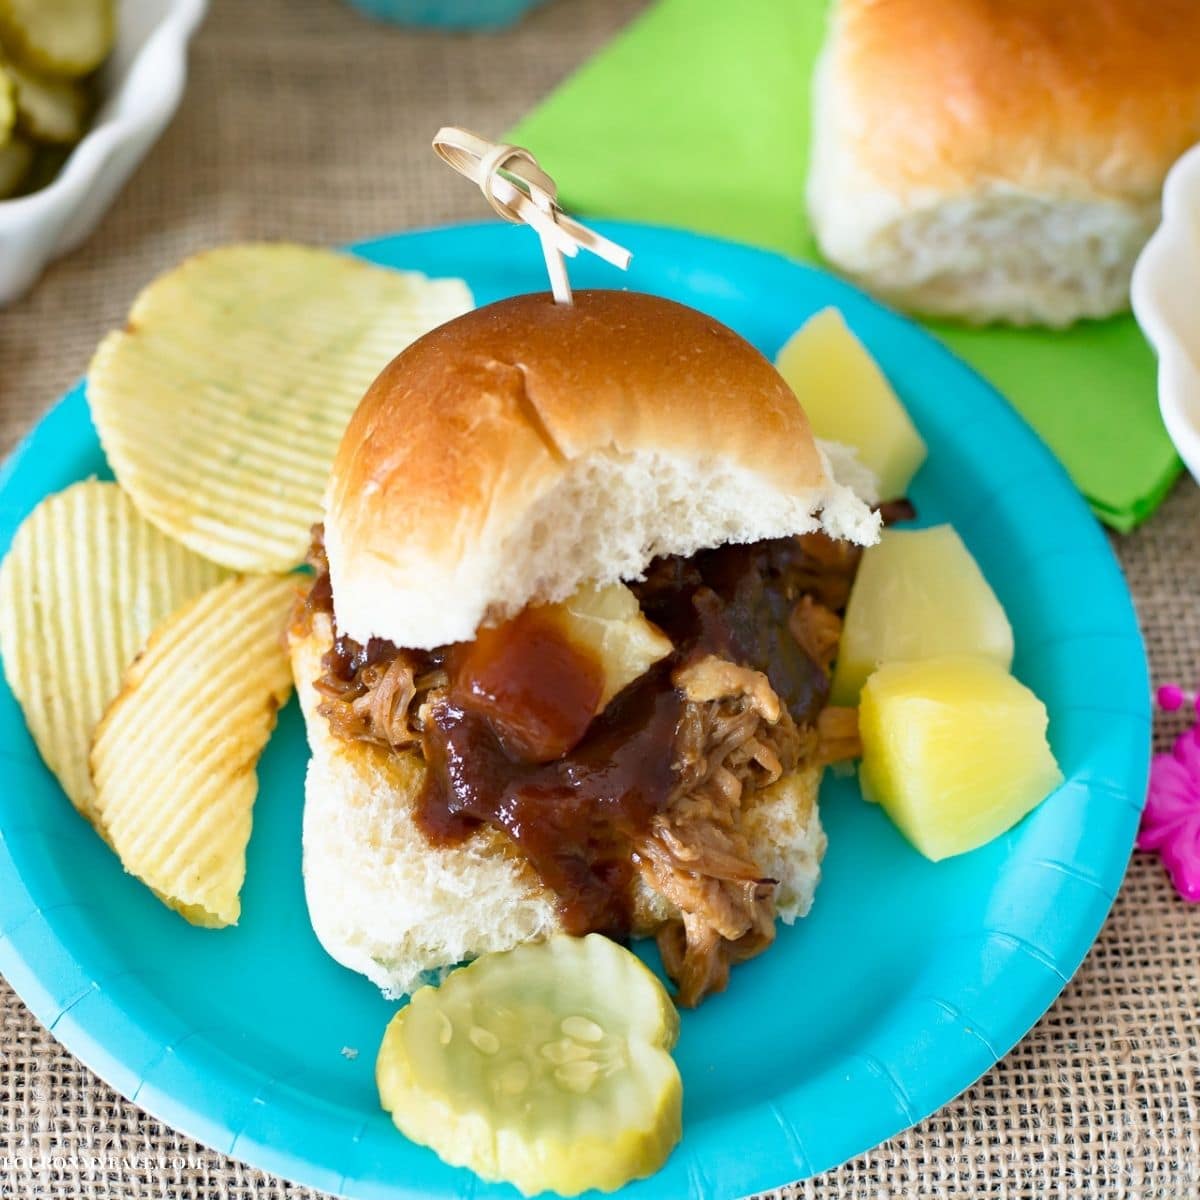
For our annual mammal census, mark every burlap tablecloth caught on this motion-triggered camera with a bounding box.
[2,1,1198,1195]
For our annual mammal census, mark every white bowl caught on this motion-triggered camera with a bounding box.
[1131,141,1200,486]
[0,0,207,306]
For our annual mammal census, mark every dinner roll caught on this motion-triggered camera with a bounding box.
[808,0,1200,327]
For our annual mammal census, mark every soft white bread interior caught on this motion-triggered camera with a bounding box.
[291,615,827,999]
[324,289,878,650]
[808,0,1200,327]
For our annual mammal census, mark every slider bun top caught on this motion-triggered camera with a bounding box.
[325,289,878,650]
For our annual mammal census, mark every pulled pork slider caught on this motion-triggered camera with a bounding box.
[290,290,880,1007]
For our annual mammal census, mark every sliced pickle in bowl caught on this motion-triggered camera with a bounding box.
[0,0,114,77]
[0,64,14,143]
[5,59,90,144]
[0,133,32,197]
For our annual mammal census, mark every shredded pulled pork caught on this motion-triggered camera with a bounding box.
[816,705,862,765]
[789,595,843,674]
[669,655,782,722]
[636,656,810,1006]
[788,532,864,612]
[298,526,446,750]
[300,517,880,1007]
[315,652,443,750]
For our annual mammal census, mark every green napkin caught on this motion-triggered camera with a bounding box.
[509,0,1180,531]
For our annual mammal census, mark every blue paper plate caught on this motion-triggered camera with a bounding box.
[0,222,1149,1199]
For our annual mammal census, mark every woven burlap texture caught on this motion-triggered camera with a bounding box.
[2,1,1198,1196]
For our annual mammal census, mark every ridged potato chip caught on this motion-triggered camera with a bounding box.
[0,481,227,820]
[90,575,297,928]
[88,244,473,572]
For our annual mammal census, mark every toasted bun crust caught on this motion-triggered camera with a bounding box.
[325,289,878,648]
[809,0,1200,325]
[290,615,827,998]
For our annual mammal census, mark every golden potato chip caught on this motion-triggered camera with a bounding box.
[0,481,228,820]
[88,244,473,572]
[90,575,297,928]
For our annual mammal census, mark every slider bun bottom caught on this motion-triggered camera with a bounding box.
[291,617,827,999]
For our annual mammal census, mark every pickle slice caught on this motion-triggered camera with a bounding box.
[377,934,683,1197]
[0,65,14,142]
[6,60,89,144]
[0,134,32,198]
[0,0,114,77]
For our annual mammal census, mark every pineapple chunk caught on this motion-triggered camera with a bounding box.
[859,656,1063,861]
[775,307,927,499]
[554,583,673,708]
[831,525,1013,706]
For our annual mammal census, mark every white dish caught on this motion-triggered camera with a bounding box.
[1132,141,1200,486]
[0,0,207,306]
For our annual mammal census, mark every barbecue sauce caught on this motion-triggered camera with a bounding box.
[418,662,683,936]
[449,606,605,763]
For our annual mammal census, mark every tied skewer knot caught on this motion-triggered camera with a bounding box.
[433,126,631,305]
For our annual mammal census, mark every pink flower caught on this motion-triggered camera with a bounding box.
[1139,724,1200,902]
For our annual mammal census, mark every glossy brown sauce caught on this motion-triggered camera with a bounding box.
[306,528,848,938]
[418,663,683,936]
[448,606,605,764]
